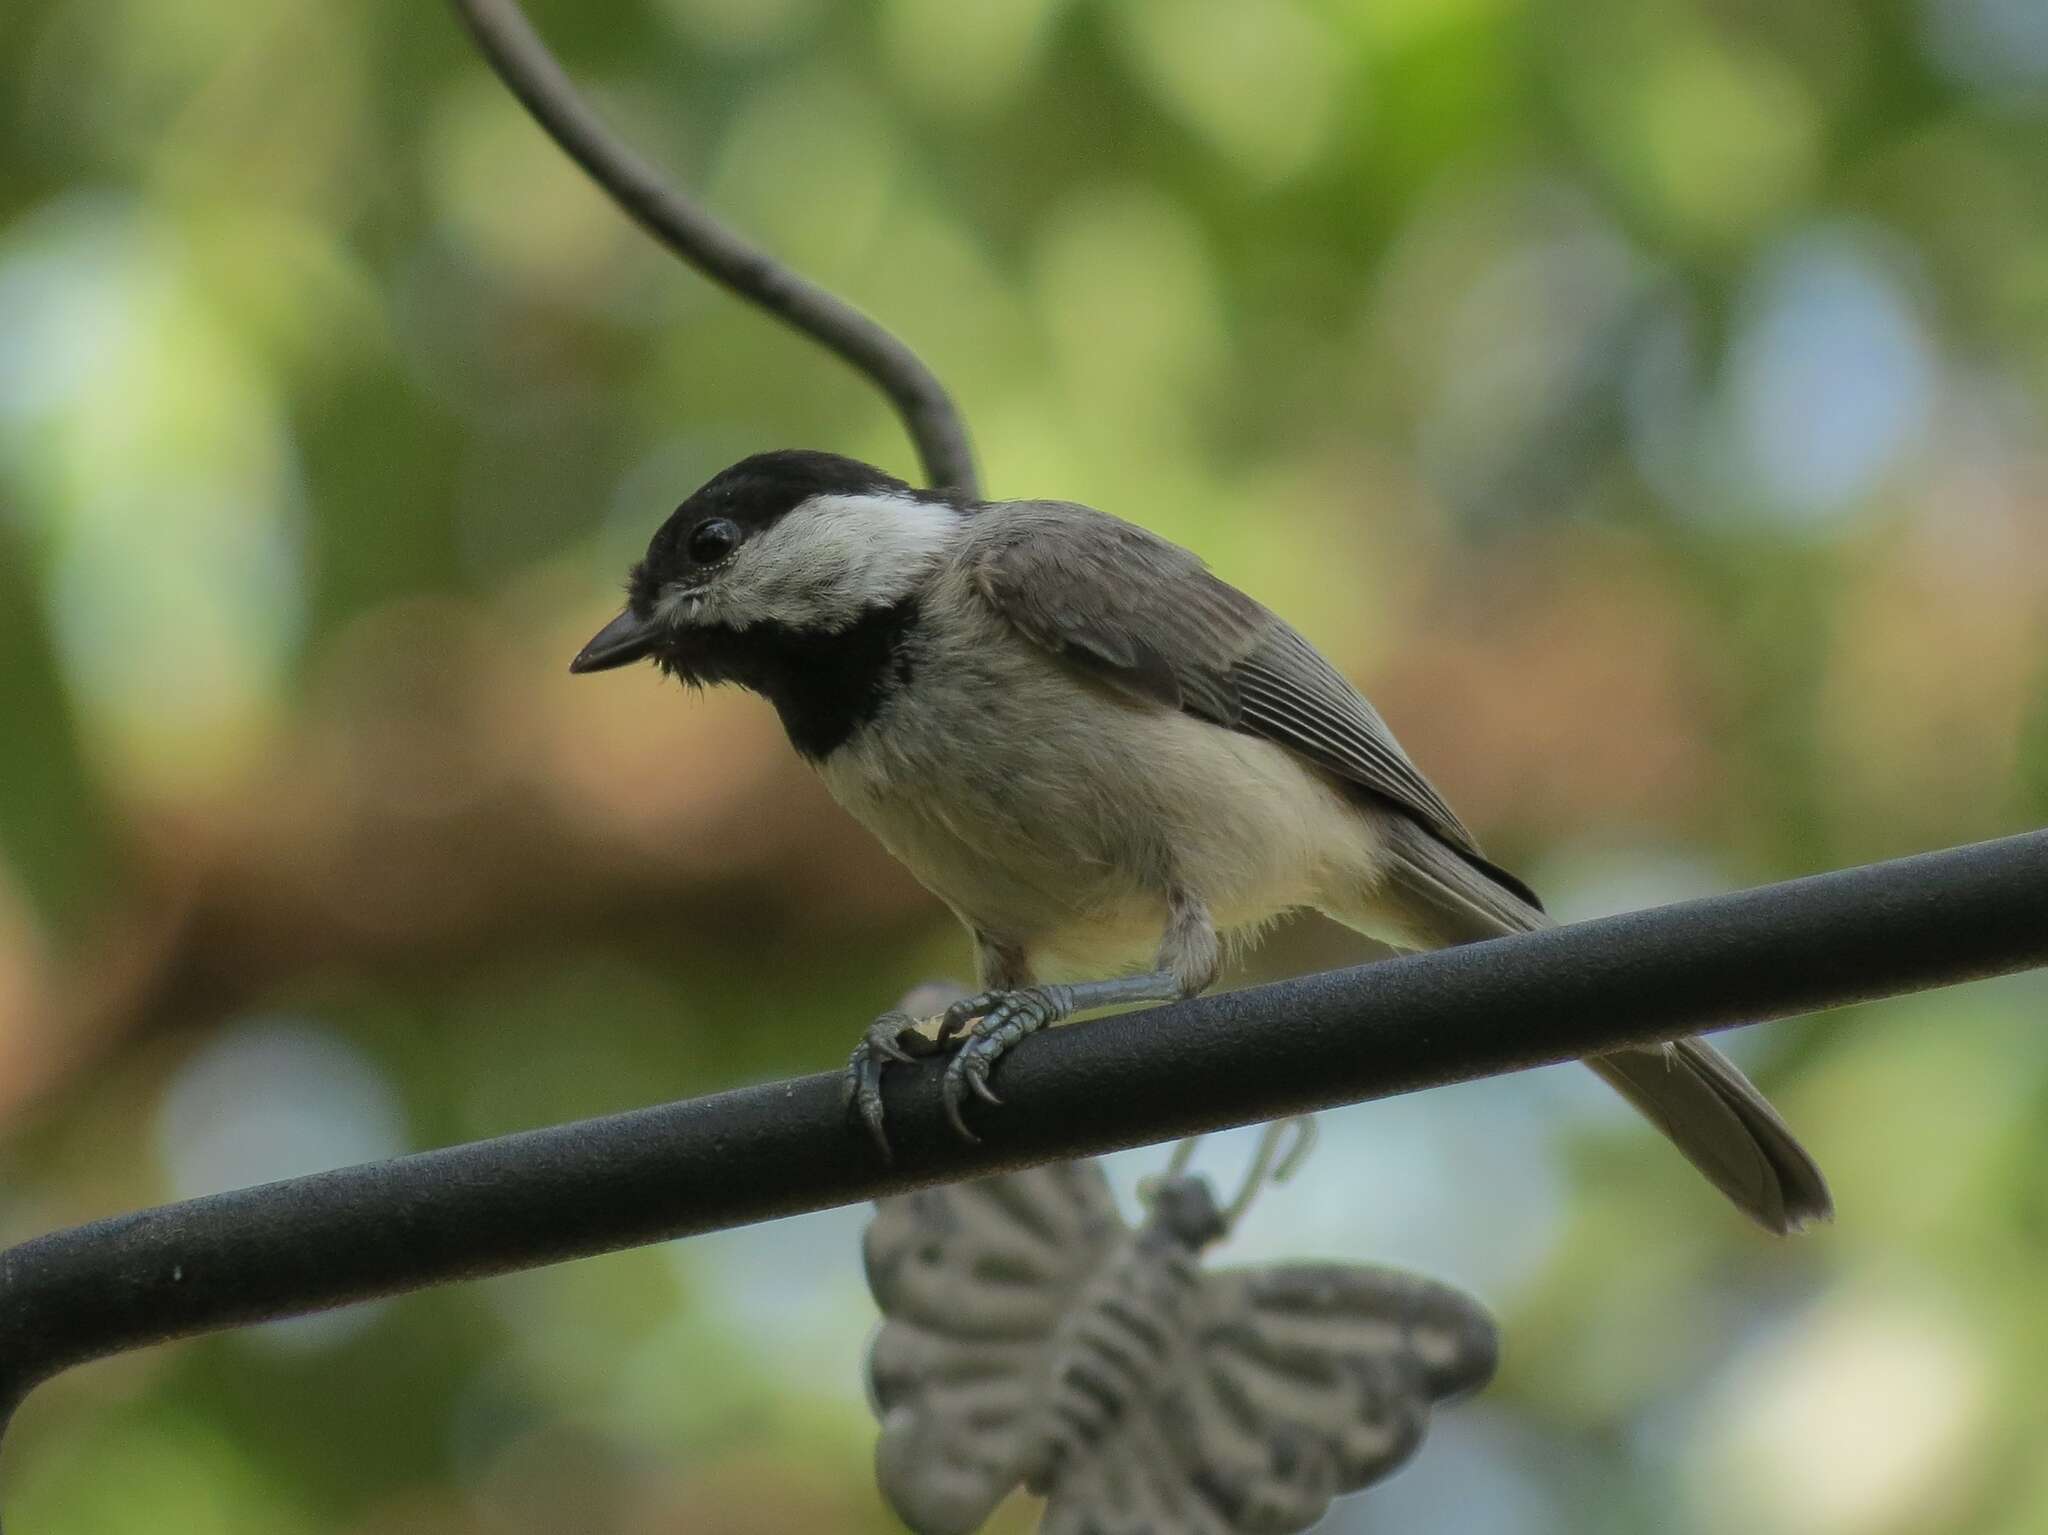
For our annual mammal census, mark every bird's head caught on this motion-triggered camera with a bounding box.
[569,449,962,679]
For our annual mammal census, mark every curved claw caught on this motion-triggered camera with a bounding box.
[845,1012,940,1160]
[845,1043,894,1161]
[967,1064,1003,1106]
[941,1062,984,1143]
[941,1042,1006,1140]
[938,989,1073,1141]
[937,1097,978,1146]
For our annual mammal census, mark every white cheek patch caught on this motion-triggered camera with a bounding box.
[672,492,960,632]
[652,586,706,629]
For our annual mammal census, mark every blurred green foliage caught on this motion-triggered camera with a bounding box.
[1,0,2046,1531]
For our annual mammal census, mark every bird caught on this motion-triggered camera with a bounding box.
[570,449,1833,1234]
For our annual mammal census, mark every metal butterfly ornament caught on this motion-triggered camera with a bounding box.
[862,1121,1500,1535]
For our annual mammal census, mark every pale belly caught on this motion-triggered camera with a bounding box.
[815,656,1393,980]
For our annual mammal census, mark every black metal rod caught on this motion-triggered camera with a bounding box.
[1,831,2043,1441]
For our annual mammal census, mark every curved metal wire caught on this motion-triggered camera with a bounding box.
[1146,1117,1319,1231]
[446,0,980,495]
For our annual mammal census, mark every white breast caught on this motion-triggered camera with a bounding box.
[815,582,1391,980]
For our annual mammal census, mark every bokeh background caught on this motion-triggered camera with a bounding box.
[2,0,2046,1529]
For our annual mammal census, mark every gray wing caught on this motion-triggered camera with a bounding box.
[1041,1262,1498,1535]
[865,1160,1126,1535]
[967,504,1540,908]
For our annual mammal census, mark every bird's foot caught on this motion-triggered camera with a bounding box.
[845,1012,944,1159]
[938,985,1075,1141]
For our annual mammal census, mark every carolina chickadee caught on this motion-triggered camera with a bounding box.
[573,451,1832,1234]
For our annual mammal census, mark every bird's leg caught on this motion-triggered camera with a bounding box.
[845,1010,947,1157]
[942,894,1219,1141]
[936,972,1186,1139]
[844,964,1014,1159]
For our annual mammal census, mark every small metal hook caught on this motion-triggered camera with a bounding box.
[1139,1119,1318,1232]
[1222,1117,1317,1231]
[1135,1134,1202,1207]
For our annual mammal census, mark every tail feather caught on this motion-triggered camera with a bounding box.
[1589,1039,1833,1234]
[1341,816,1834,1234]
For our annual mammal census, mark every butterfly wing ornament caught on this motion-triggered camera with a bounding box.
[865,1158,1129,1534]
[1045,1254,1499,1535]
[863,1132,1498,1535]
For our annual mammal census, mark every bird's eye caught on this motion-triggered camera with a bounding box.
[686,517,740,566]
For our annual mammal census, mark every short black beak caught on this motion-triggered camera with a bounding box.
[569,608,661,674]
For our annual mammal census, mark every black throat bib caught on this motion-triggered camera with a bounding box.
[661,598,924,761]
